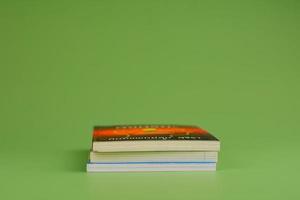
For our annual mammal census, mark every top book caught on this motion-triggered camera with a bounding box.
[92,125,220,152]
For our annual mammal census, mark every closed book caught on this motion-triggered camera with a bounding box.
[92,125,220,152]
[89,151,218,163]
[87,162,216,172]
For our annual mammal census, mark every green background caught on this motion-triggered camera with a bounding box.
[1,0,300,199]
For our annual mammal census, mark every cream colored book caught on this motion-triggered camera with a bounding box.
[89,151,218,163]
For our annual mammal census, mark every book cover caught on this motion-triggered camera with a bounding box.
[93,125,218,142]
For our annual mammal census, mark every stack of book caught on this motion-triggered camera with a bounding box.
[87,125,220,172]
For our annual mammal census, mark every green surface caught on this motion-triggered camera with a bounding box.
[1,0,300,199]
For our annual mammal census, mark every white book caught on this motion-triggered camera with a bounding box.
[87,162,216,172]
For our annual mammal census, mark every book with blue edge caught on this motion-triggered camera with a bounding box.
[87,125,220,172]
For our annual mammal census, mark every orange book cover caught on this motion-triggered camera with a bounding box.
[93,125,218,142]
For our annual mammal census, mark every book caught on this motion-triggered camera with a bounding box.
[89,151,218,163]
[87,162,216,172]
[92,125,220,152]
